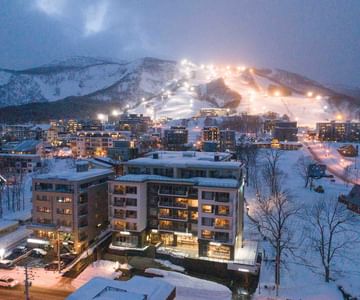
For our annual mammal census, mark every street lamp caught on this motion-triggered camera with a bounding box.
[0,248,5,260]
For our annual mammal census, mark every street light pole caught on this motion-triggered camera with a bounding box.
[57,230,61,273]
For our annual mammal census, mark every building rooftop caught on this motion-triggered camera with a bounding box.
[115,174,240,189]
[125,151,241,170]
[67,276,175,300]
[34,168,113,182]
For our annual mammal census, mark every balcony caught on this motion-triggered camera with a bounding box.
[112,213,126,219]
[158,213,188,222]
[158,222,187,232]
[113,224,126,231]
[79,222,88,228]
[113,200,126,207]
[158,187,188,197]
[158,200,187,209]
[78,209,88,217]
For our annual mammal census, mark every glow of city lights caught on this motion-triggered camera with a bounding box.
[226,65,230,70]
[307,91,313,97]
[336,114,343,120]
[316,95,322,100]
[274,90,281,97]
[97,113,105,120]
[237,65,246,71]
[112,110,119,116]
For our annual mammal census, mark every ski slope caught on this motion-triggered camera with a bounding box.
[131,60,344,127]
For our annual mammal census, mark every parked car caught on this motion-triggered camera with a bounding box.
[45,261,65,271]
[31,248,47,258]
[0,260,15,270]
[0,276,19,288]
[60,253,76,265]
[13,246,27,255]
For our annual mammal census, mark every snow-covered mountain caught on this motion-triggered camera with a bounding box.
[0,56,177,107]
[0,56,358,125]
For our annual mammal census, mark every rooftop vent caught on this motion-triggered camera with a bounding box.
[152,153,159,159]
[76,161,89,172]
[214,154,220,161]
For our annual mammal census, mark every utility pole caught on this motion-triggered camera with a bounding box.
[57,230,61,273]
[24,264,33,300]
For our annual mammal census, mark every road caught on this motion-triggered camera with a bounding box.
[0,285,72,300]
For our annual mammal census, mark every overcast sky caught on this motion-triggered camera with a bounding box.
[0,0,359,85]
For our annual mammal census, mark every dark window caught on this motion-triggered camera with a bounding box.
[126,186,137,194]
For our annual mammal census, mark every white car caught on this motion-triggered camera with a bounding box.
[32,248,47,256]
[0,276,19,288]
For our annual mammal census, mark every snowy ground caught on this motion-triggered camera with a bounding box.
[245,148,360,299]
[71,260,122,289]
[145,268,232,300]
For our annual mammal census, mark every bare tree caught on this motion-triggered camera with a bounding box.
[296,154,314,188]
[252,191,299,295]
[262,149,284,196]
[237,143,259,188]
[305,197,359,282]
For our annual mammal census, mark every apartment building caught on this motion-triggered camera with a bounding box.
[109,151,245,261]
[74,131,125,157]
[316,121,360,142]
[163,126,188,151]
[29,162,114,253]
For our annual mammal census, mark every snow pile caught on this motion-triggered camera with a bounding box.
[154,259,185,272]
[71,260,122,289]
[145,268,232,300]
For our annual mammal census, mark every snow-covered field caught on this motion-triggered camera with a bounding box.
[246,148,360,299]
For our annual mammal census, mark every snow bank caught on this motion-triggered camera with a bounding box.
[71,260,122,289]
[145,268,232,300]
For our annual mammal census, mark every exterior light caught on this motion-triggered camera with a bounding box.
[307,91,313,97]
[0,248,5,260]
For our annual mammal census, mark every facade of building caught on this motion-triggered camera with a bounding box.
[107,140,138,161]
[219,129,236,151]
[117,114,152,135]
[163,126,188,151]
[272,121,298,142]
[0,154,41,174]
[74,131,125,157]
[202,126,220,142]
[109,151,245,261]
[29,163,114,253]
[316,121,360,142]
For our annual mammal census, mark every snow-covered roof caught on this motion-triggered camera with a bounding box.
[115,174,240,189]
[34,168,113,182]
[67,276,175,300]
[125,151,241,170]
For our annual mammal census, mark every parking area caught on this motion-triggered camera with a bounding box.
[1,245,77,271]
